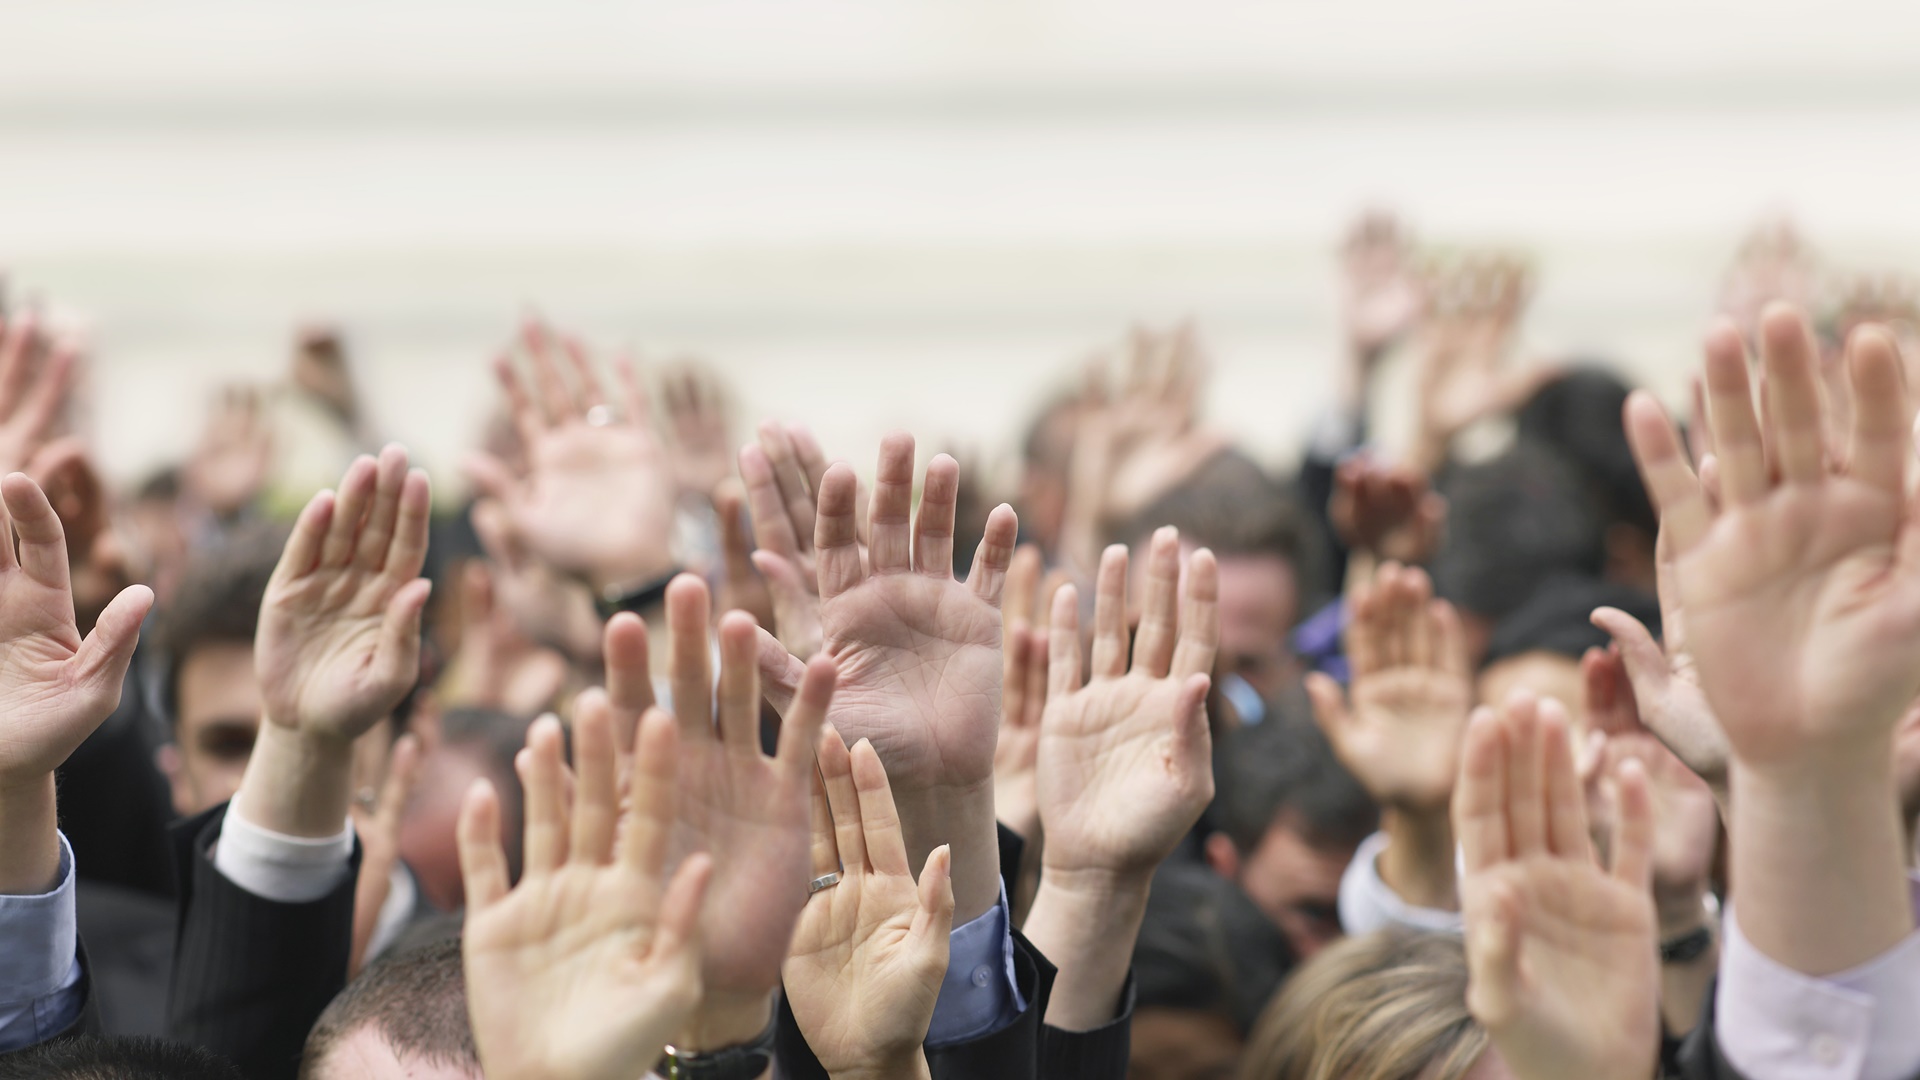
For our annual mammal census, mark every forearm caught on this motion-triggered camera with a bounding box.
[0,776,60,895]
[675,990,772,1056]
[1377,807,1459,911]
[1022,866,1149,1032]
[234,723,357,839]
[897,781,1002,926]
[1730,747,1913,975]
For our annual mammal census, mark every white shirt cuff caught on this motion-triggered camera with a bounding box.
[213,804,354,904]
[1717,875,1920,1080]
[1337,831,1464,937]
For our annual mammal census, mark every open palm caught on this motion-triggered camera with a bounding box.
[1038,529,1217,876]
[255,447,431,739]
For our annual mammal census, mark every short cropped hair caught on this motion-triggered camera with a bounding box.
[1429,440,1606,622]
[1121,450,1325,611]
[299,938,477,1079]
[0,1035,243,1080]
[150,523,288,727]
[1211,705,1377,856]
[1135,860,1297,1035]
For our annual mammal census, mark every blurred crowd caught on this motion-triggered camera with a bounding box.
[1,211,1917,1080]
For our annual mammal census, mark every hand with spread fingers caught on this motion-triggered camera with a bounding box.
[659,360,737,501]
[466,320,678,594]
[1022,528,1218,1031]
[737,419,836,659]
[0,312,77,475]
[753,433,1020,927]
[1328,456,1447,565]
[785,730,953,1080]
[1308,562,1472,812]
[1457,693,1660,1080]
[459,707,711,1080]
[992,544,1055,842]
[651,575,838,1048]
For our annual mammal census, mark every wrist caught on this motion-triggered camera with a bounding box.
[1378,806,1459,911]
[0,773,60,894]
[894,780,1001,925]
[675,990,773,1053]
[835,1051,931,1080]
[234,720,359,839]
[1654,883,1713,938]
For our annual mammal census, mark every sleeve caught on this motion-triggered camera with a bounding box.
[1038,970,1133,1080]
[1337,831,1463,937]
[0,833,85,1053]
[1714,876,1920,1080]
[925,880,1027,1047]
[210,805,353,903]
[167,802,362,1080]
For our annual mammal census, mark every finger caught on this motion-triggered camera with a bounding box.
[353,445,409,572]
[1305,671,1351,743]
[1608,757,1655,890]
[912,454,959,579]
[1759,303,1828,484]
[1131,527,1181,677]
[1686,372,1714,467]
[1624,392,1711,554]
[851,738,914,878]
[666,575,714,741]
[773,654,837,783]
[1702,322,1768,505]
[368,577,431,698]
[1846,324,1911,498]
[1454,707,1510,873]
[1172,673,1214,792]
[372,733,421,839]
[1404,565,1436,669]
[965,504,1019,607]
[0,315,36,420]
[1002,624,1033,725]
[809,728,842,878]
[753,624,807,716]
[618,710,680,874]
[1089,545,1130,679]
[912,845,957,953]
[813,462,865,599]
[789,423,830,495]
[1003,544,1043,631]
[68,583,155,709]
[1347,577,1381,678]
[653,853,714,960]
[1048,584,1083,700]
[518,716,569,875]
[1020,625,1049,729]
[758,421,818,557]
[817,724,866,873]
[716,612,765,757]
[741,441,806,560]
[715,478,759,590]
[867,433,916,574]
[1,472,69,590]
[10,342,71,449]
[319,455,378,567]
[603,613,655,756]
[569,691,619,865]
[1502,691,1547,858]
[1465,880,1524,1026]
[1433,598,1470,680]
[493,353,544,447]
[613,353,652,430]
[523,319,580,423]
[560,334,608,410]
[1590,607,1665,696]
[455,779,510,912]
[1170,548,1220,679]
[1538,697,1593,862]
[381,469,433,586]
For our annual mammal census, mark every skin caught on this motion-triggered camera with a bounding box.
[1213,553,1299,706]
[1476,652,1583,728]
[1205,815,1353,961]
[163,642,263,817]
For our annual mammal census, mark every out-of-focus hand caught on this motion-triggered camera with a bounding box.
[470,497,603,663]
[0,313,76,475]
[1328,456,1447,565]
[459,708,711,1080]
[1341,210,1424,364]
[738,420,835,659]
[1308,563,1471,811]
[785,730,950,1080]
[185,384,272,517]
[654,575,837,1048]
[349,733,420,976]
[1412,254,1555,469]
[1036,528,1217,882]
[1457,693,1660,1080]
[993,545,1055,842]
[711,477,776,634]
[467,321,678,594]
[438,560,568,716]
[753,434,1019,926]
[659,360,736,501]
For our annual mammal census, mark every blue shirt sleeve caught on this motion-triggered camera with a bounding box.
[925,877,1027,1048]
[0,832,84,1053]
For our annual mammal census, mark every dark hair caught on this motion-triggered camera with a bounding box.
[1481,575,1661,669]
[1211,705,1378,856]
[1135,860,1297,1035]
[150,523,288,727]
[1121,449,1325,613]
[0,1035,243,1079]
[299,938,477,1078]
[1429,439,1606,622]
[1515,367,1657,535]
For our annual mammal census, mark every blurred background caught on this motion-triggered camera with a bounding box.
[6,0,1920,487]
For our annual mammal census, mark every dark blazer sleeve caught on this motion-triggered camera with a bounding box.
[1674,980,1747,1080]
[165,803,361,1080]
[1038,970,1133,1080]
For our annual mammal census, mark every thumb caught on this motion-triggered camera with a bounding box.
[1591,607,1666,690]
[1304,671,1350,740]
[370,578,433,696]
[912,844,957,970]
[70,583,155,706]
[1464,881,1524,1027]
[1172,673,1214,784]
[750,549,814,622]
[752,624,806,716]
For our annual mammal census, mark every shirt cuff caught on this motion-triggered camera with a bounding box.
[0,833,84,1053]
[1337,831,1464,937]
[1717,875,1920,1080]
[213,804,354,904]
[925,879,1027,1048]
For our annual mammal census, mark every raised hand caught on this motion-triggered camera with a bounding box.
[460,707,711,1080]
[737,419,835,659]
[0,312,76,475]
[1341,210,1424,364]
[658,360,736,500]
[1328,456,1447,565]
[1457,693,1659,1080]
[467,321,678,594]
[184,384,272,517]
[1412,254,1555,471]
[349,733,421,976]
[785,729,951,1080]
[755,433,1018,925]
[992,545,1055,842]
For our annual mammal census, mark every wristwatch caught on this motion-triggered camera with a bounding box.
[1659,923,1715,964]
[591,567,681,623]
[655,1012,778,1080]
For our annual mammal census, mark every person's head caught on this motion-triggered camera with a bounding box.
[1429,441,1607,666]
[151,525,286,817]
[399,708,529,911]
[300,939,479,1080]
[1476,577,1661,731]
[1204,712,1377,960]
[1127,450,1321,705]
[1514,368,1658,592]
[0,1035,244,1079]
[1132,861,1298,1080]
[1238,929,1505,1080]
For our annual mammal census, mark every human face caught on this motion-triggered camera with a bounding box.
[1235,815,1352,961]
[1215,554,1300,704]
[164,642,262,817]
[1475,651,1585,734]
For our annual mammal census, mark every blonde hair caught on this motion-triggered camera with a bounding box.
[1237,929,1488,1080]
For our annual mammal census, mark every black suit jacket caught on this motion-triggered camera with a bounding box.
[166,803,361,1080]
[74,880,175,1037]
[775,826,1133,1080]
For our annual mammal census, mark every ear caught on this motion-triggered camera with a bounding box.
[156,744,197,819]
[1203,832,1241,881]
